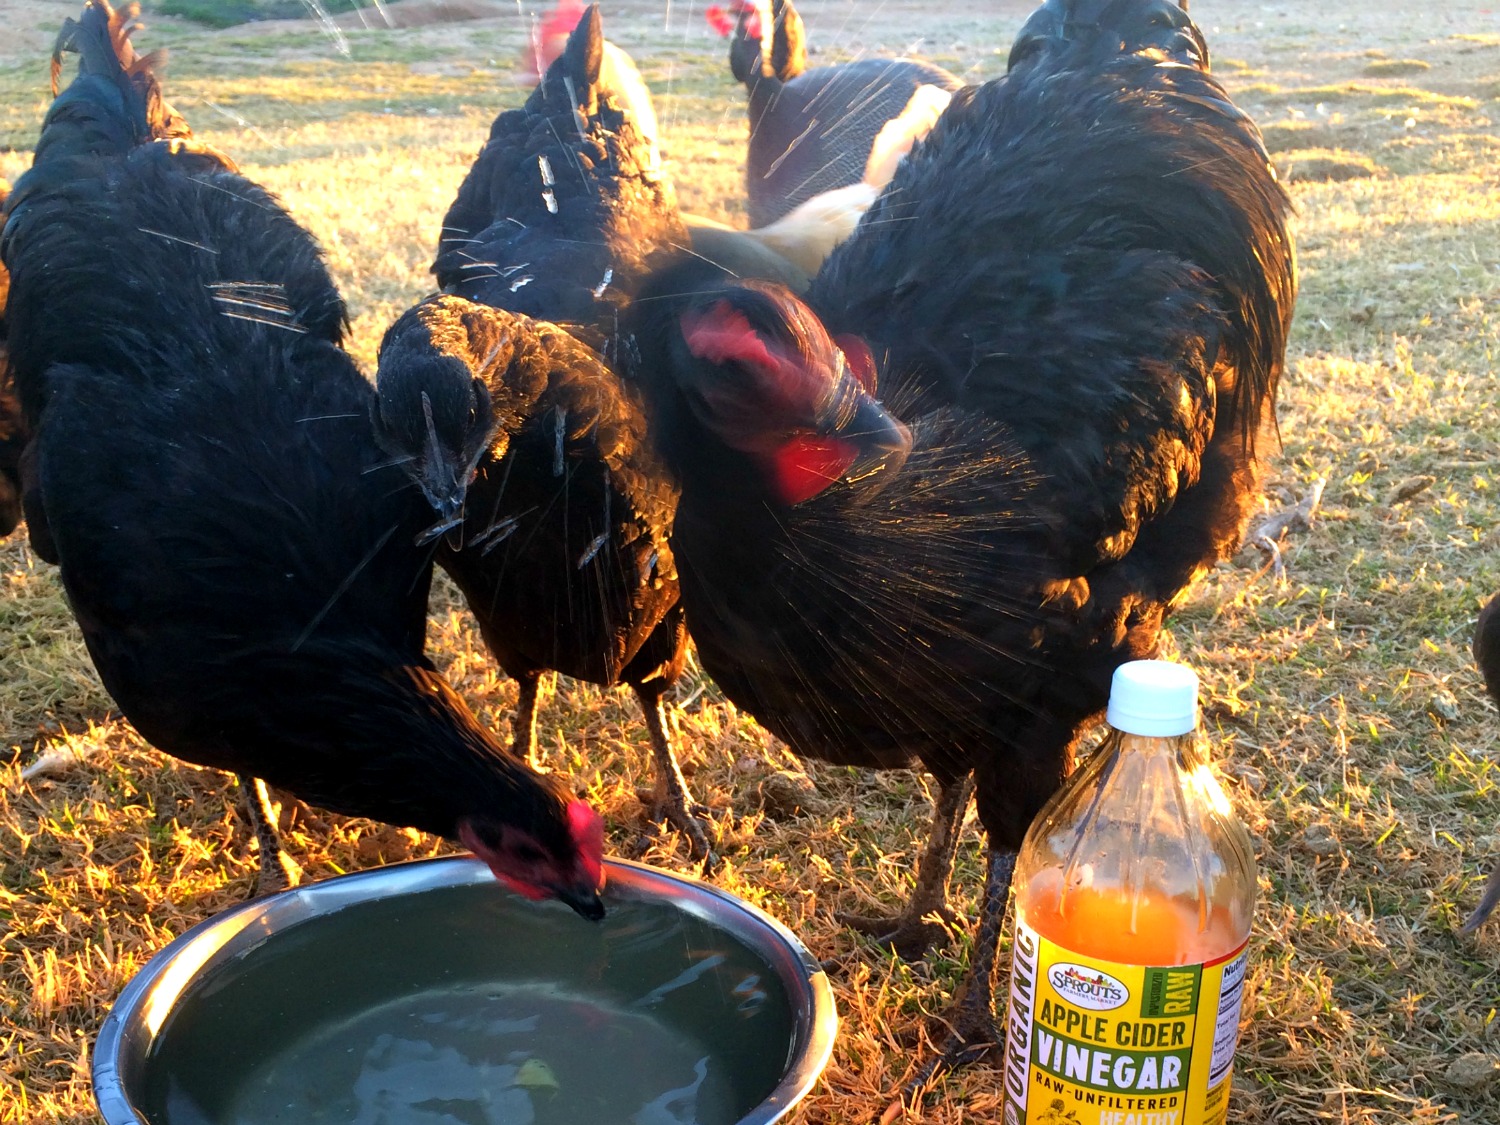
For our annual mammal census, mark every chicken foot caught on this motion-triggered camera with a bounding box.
[510,669,717,867]
[635,683,720,871]
[839,774,975,959]
[882,847,1015,1121]
[240,774,302,898]
[1246,476,1325,584]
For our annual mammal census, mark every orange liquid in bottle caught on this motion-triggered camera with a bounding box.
[1017,870,1247,966]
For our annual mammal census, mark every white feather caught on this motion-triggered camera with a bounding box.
[20,744,91,783]
[730,84,955,276]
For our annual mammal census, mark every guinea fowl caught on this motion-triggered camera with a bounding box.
[706,0,960,230]
[629,0,1294,1076]
[381,8,712,861]
[1463,595,1500,931]
[3,0,605,914]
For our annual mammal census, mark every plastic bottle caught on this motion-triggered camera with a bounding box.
[1001,660,1256,1125]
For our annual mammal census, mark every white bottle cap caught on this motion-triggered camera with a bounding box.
[1106,660,1200,737]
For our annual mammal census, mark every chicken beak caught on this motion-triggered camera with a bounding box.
[556,883,607,922]
[415,497,467,547]
[842,393,912,488]
[819,373,912,492]
[413,391,472,546]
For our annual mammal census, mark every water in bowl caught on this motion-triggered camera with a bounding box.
[139,882,796,1125]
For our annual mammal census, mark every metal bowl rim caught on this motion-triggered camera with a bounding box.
[93,854,837,1125]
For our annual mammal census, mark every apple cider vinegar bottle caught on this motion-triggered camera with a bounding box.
[1002,660,1257,1125]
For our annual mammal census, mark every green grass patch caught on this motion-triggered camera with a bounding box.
[1240,81,1480,110]
[149,0,385,28]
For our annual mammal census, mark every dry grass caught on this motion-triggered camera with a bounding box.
[3,1,1500,1122]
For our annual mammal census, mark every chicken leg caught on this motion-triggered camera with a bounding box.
[891,846,1016,1116]
[510,665,716,867]
[240,774,302,898]
[634,682,719,868]
[510,669,554,769]
[839,774,975,959]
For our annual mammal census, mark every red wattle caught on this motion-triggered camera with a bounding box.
[767,436,857,505]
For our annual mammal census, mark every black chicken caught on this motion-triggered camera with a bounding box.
[373,293,694,847]
[4,0,605,915]
[0,178,21,540]
[0,380,18,538]
[377,8,711,860]
[1463,595,1500,932]
[709,0,961,230]
[629,0,1295,1074]
[433,6,686,346]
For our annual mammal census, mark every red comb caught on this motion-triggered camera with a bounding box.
[706,5,735,36]
[541,0,585,38]
[682,303,778,373]
[524,0,585,81]
[743,1,763,41]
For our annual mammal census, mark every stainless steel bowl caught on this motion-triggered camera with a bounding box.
[94,856,837,1125]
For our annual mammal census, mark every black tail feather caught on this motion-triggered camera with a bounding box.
[38,0,190,167]
[729,0,805,86]
[50,0,142,97]
[12,0,236,228]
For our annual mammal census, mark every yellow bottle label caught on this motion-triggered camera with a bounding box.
[1002,918,1248,1125]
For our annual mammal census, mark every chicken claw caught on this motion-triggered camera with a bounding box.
[837,775,974,959]
[838,907,961,961]
[638,687,721,870]
[648,786,721,873]
[883,848,1014,1118]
